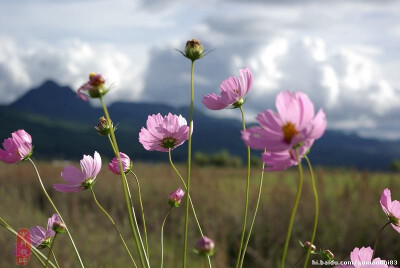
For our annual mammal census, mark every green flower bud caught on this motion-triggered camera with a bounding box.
[184,38,204,61]
[95,116,113,136]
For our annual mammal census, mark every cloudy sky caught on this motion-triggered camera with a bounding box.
[1,0,400,139]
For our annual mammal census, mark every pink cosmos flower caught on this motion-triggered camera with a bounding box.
[108,152,132,175]
[242,91,326,153]
[139,113,191,152]
[168,187,185,207]
[0,130,33,164]
[202,67,253,110]
[380,188,400,233]
[14,214,60,253]
[78,73,106,101]
[349,247,388,268]
[334,246,391,268]
[54,152,101,192]
[261,140,313,171]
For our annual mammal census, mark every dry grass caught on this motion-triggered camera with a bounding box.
[0,161,399,267]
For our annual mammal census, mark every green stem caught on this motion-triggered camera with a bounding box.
[239,149,266,268]
[27,158,84,268]
[90,188,138,268]
[183,60,195,268]
[100,96,149,268]
[161,207,173,268]
[130,171,149,257]
[303,156,319,268]
[47,245,61,268]
[108,135,148,263]
[372,221,391,259]
[235,106,251,268]
[0,217,56,268]
[281,148,304,268]
[44,234,57,268]
[108,135,118,155]
[168,149,212,267]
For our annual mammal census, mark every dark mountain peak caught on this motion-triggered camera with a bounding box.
[41,79,60,88]
[8,79,96,121]
[11,80,78,105]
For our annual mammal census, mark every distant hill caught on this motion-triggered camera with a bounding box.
[1,80,400,170]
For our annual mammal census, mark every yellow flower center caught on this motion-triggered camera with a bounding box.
[282,122,298,144]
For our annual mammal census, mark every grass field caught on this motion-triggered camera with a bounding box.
[0,160,399,267]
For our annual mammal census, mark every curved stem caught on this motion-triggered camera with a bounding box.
[281,148,304,268]
[44,234,57,268]
[168,149,212,267]
[168,149,203,235]
[372,222,391,259]
[126,175,149,263]
[239,149,266,267]
[100,96,149,268]
[235,106,251,268]
[90,188,138,268]
[109,134,148,261]
[161,207,173,268]
[27,158,84,268]
[130,171,149,257]
[303,156,319,268]
[0,217,57,268]
[47,246,61,268]
[183,60,195,268]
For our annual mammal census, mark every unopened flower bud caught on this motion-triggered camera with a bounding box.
[168,187,185,207]
[304,241,316,252]
[108,152,132,175]
[195,236,215,256]
[323,249,334,261]
[95,116,113,136]
[77,73,108,100]
[184,38,204,61]
[52,221,67,233]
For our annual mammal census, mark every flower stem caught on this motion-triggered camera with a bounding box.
[0,216,57,268]
[46,245,61,268]
[161,207,173,268]
[168,149,212,267]
[235,106,251,268]
[183,60,195,268]
[27,158,84,268]
[108,135,148,262]
[303,156,318,268]
[372,221,391,259]
[99,97,149,268]
[130,171,149,257]
[90,188,138,268]
[281,148,304,268]
[239,149,266,268]
[44,233,57,268]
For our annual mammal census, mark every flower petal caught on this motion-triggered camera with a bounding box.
[61,165,85,184]
[202,93,230,110]
[53,183,83,193]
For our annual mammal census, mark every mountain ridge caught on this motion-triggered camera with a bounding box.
[1,80,400,170]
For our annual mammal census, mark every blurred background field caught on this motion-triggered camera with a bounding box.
[1,160,399,267]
